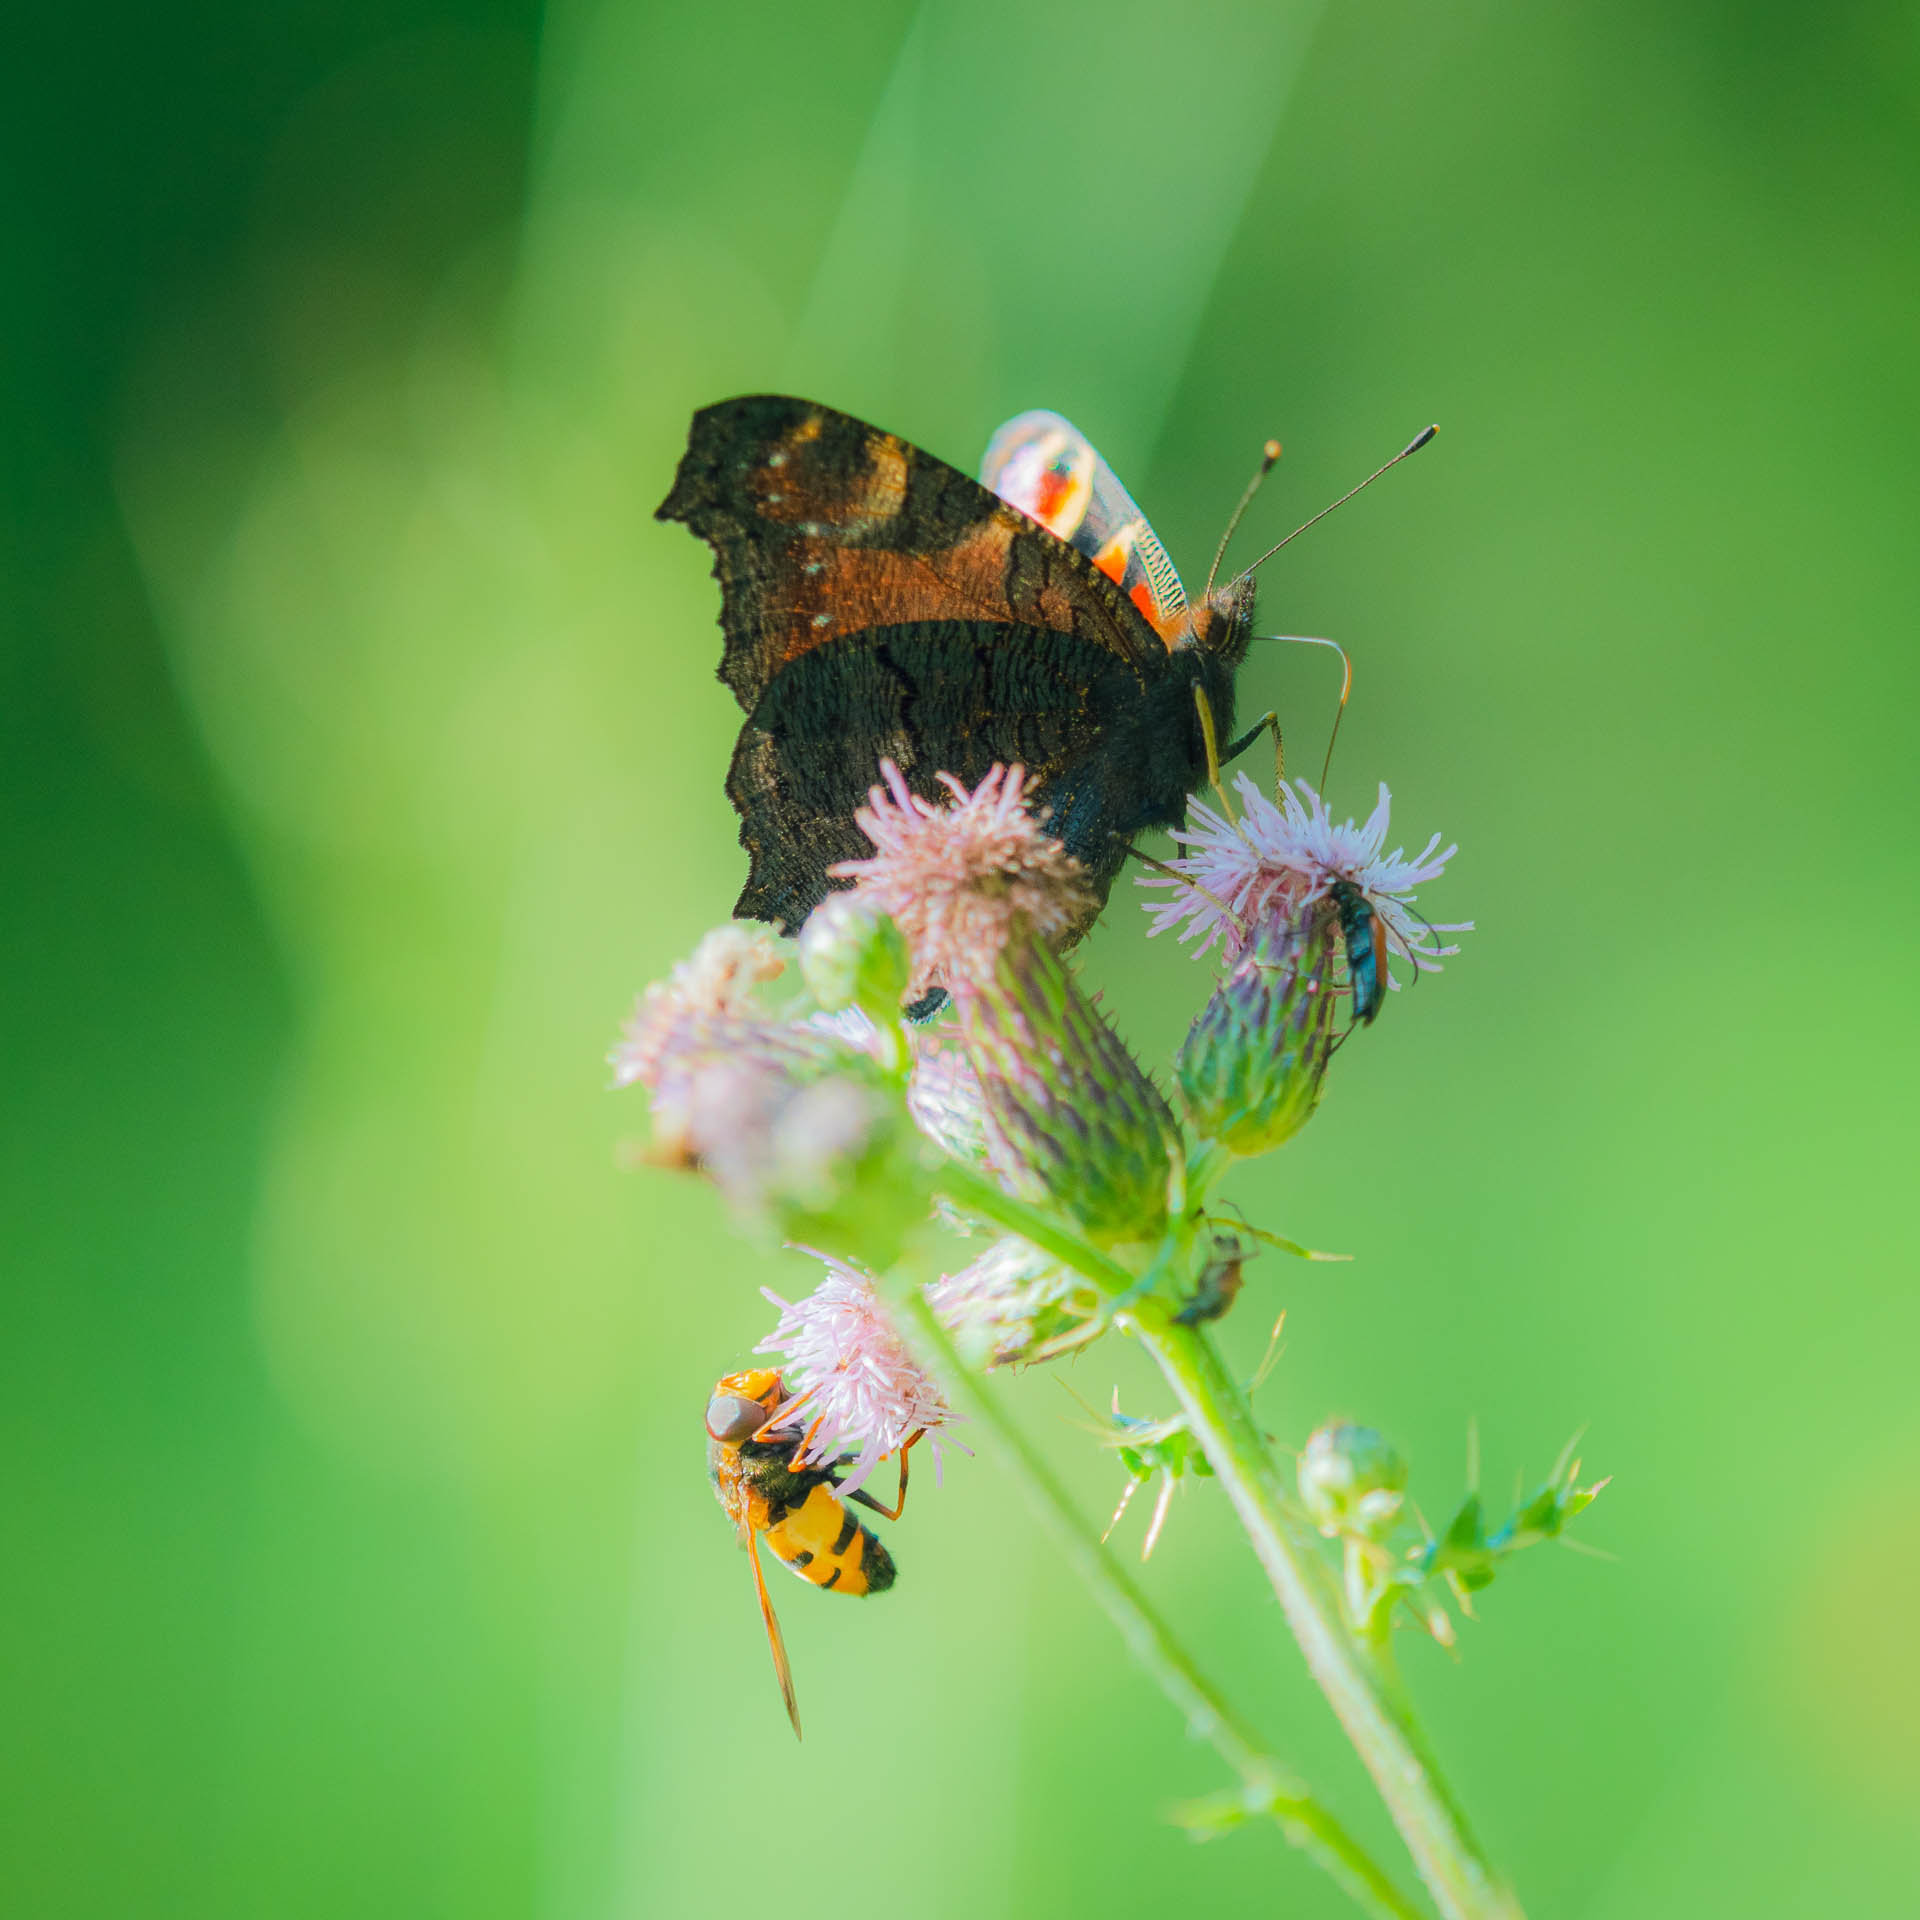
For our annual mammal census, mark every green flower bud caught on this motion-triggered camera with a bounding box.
[1175,915,1335,1157]
[960,930,1179,1246]
[797,893,911,1022]
[1299,1422,1409,1540]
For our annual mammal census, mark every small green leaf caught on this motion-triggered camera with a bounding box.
[1443,1493,1483,1554]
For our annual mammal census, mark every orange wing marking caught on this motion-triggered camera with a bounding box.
[766,509,1085,666]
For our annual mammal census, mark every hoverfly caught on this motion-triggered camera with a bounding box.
[705,1368,914,1739]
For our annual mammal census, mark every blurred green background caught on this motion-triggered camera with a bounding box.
[7,1,1917,1914]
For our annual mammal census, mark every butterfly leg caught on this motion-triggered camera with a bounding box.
[1125,845,1249,942]
[1221,709,1284,790]
[1192,686,1236,822]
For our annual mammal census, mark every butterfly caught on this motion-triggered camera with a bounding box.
[655,397,1289,965]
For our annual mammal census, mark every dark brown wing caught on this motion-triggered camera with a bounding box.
[656,395,1169,713]
[724,616,1188,934]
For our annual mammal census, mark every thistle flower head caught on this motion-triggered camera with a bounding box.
[926,1235,1090,1369]
[828,760,1095,1000]
[609,924,787,1089]
[906,1032,993,1165]
[1175,910,1337,1157]
[639,1025,829,1170]
[756,1253,963,1494]
[1139,775,1470,985]
[648,1044,930,1263]
[615,930,934,1265]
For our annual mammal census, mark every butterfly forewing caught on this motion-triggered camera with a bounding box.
[659,395,1166,706]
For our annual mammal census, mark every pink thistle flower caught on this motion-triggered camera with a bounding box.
[905,1032,991,1164]
[612,930,936,1263]
[1139,776,1471,989]
[828,760,1095,1000]
[796,1013,995,1168]
[609,924,787,1089]
[927,1236,1088,1369]
[756,1253,964,1495]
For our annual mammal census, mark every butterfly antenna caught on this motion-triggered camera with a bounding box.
[1202,439,1283,605]
[1229,424,1438,588]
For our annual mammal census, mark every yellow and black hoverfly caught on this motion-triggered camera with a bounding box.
[705,1367,915,1738]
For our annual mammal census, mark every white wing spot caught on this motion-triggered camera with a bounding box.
[812,614,831,629]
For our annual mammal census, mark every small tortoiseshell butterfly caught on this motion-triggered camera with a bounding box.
[658,395,1283,956]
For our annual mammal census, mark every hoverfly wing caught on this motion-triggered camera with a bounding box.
[746,1527,803,1740]
[980,410,1189,641]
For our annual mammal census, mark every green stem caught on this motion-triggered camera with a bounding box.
[925,1160,1517,1914]
[1128,1305,1524,1920]
[1184,1140,1231,1206]
[932,1162,1138,1293]
[903,1293,1426,1920]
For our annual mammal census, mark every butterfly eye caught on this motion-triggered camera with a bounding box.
[705,1394,769,1444]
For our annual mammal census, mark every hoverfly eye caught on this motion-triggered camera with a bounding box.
[705,1394,768,1444]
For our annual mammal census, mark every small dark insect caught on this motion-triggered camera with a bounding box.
[1327,877,1392,1027]
[705,1367,914,1739]
[1175,1233,1250,1326]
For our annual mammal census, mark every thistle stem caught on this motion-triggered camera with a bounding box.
[1128,1304,1524,1920]
[903,1292,1427,1920]
[926,1163,1517,1914]
[932,1163,1138,1293]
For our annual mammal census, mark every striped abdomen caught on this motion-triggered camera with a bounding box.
[764,1484,896,1595]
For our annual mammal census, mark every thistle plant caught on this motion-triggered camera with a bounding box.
[612,757,1605,1920]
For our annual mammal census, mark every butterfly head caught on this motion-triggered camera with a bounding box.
[1180,573,1257,669]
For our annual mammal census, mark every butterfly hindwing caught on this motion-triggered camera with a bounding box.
[725,616,1153,933]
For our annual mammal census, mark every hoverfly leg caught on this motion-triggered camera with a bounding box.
[746,1528,802,1741]
[786,1409,828,1474]
[847,1431,919,1523]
